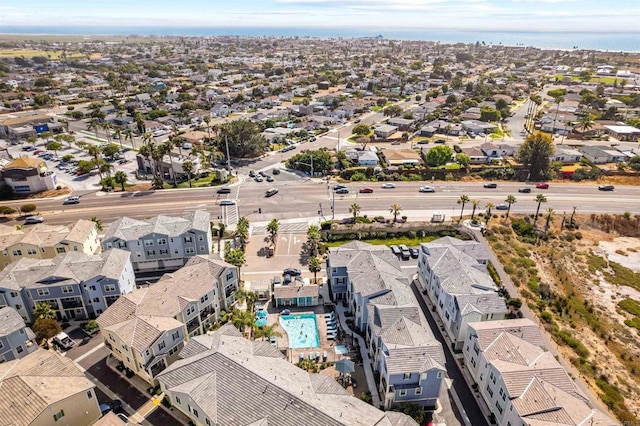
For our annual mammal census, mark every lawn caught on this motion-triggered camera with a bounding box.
[324,235,437,248]
[0,49,84,59]
[555,74,621,85]
[371,106,382,112]
[171,173,217,189]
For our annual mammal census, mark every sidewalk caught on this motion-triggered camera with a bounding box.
[335,303,382,409]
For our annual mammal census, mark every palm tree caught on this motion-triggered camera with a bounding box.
[170,134,183,157]
[182,160,194,188]
[114,170,128,191]
[203,115,212,143]
[569,206,577,228]
[113,127,123,152]
[306,225,321,256]
[505,195,516,218]
[457,195,470,221]
[551,95,565,134]
[266,218,279,246]
[236,217,250,249]
[544,208,555,234]
[123,128,136,150]
[33,301,56,320]
[485,202,495,225]
[90,216,103,232]
[86,118,100,139]
[533,194,547,227]
[470,200,480,220]
[349,203,361,222]
[577,113,594,134]
[236,289,258,314]
[308,256,321,283]
[254,323,282,341]
[101,122,112,144]
[390,204,402,223]
[159,140,177,186]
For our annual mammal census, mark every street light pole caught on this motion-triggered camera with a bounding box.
[225,135,231,172]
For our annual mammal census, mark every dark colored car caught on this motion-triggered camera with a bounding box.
[434,139,446,144]
[483,183,498,188]
[283,267,302,276]
[536,182,549,189]
[272,168,281,175]
[249,170,256,177]
[335,188,349,194]
[333,184,347,191]
[598,185,615,191]
[496,203,509,210]
[359,187,374,193]
[518,187,531,193]
[216,187,232,194]
[409,247,419,258]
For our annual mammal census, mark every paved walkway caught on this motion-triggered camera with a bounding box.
[335,303,382,409]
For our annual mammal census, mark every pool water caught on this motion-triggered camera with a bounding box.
[279,314,320,348]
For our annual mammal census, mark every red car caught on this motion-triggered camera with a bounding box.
[536,182,549,189]
[359,187,374,193]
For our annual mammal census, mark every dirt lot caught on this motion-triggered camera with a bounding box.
[485,214,640,423]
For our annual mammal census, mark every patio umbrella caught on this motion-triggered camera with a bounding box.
[335,359,355,376]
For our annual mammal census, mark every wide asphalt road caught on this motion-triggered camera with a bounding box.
[1,180,638,227]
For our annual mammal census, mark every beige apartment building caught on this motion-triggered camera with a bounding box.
[0,219,99,269]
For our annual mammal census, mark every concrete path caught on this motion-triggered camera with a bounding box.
[335,303,382,409]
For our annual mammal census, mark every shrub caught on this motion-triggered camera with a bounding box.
[20,204,37,214]
[511,219,535,238]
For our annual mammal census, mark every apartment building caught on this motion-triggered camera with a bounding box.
[0,306,37,362]
[102,210,212,272]
[328,241,446,410]
[96,254,238,385]
[0,348,101,426]
[157,323,419,426]
[463,319,616,426]
[0,219,99,269]
[417,237,507,351]
[0,249,134,323]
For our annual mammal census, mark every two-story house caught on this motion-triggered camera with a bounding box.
[96,254,238,385]
[157,323,419,426]
[102,210,212,273]
[0,349,101,425]
[0,306,37,362]
[0,219,99,270]
[417,237,506,351]
[0,157,58,194]
[463,319,616,426]
[0,249,134,323]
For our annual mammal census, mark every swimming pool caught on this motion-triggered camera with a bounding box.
[279,314,320,349]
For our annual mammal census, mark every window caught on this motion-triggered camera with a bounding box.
[106,243,113,249]
[415,387,422,395]
[486,384,494,397]
[40,248,46,253]
[37,289,50,296]
[87,390,93,400]
[56,247,65,253]
[0,341,3,349]
[403,373,411,380]
[437,371,443,379]
[176,396,181,404]
[193,409,199,418]
[200,294,209,303]
[172,331,180,341]
[53,410,65,421]
[62,286,73,293]
[206,419,211,426]
[184,236,193,243]
[168,346,179,356]
[399,390,407,396]
[159,249,168,255]
[104,284,116,292]
[185,247,195,254]
[473,343,480,355]
[19,329,24,335]
[158,341,166,350]
[12,250,22,256]
[199,246,205,252]
[495,401,503,414]
[144,239,154,246]
[27,248,37,255]
[146,250,156,256]
[157,238,167,245]
[89,285,96,291]
[93,298,99,303]
[198,235,204,241]
[186,305,195,315]
[73,246,78,251]
[16,345,23,353]
[226,272,234,281]
[10,292,17,298]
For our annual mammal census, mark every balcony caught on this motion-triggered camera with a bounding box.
[186,317,200,334]
[61,297,83,309]
[200,306,215,322]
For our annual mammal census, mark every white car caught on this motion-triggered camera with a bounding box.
[220,199,236,206]
[25,216,44,224]
[381,183,395,189]
[419,186,435,193]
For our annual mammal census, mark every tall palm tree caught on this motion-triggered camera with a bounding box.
[485,202,495,224]
[349,203,361,221]
[266,218,279,246]
[113,127,123,152]
[203,115,212,143]
[159,140,177,186]
[577,113,594,134]
[86,118,100,139]
[123,128,136,150]
[470,200,481,220]
[390,204,402,223]
[533,194,547,227]
[308,256,321,283]
[33,301,56,320]
[101,122,112,144]
[505,195,516,218]
[306,225,321,256]
[569,206,577,228]
[255,324,282,341]
[457,195,470,220]
[183,160,194,188]
[544,208,555,234]
[114,170,128,191]
[551,95,565,135]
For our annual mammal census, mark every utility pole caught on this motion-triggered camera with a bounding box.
[331,185,335,220]
[225,135,231,172]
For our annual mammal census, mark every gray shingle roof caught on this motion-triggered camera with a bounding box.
[0,306,27,337]
[455,293,506,316]
[103,211,210,242]
[469,319,548,350]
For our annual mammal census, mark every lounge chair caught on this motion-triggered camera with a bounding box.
[315,351,320,359]
[326,319,337,327]
[327,334,336,340]
[323,312,335,319]
[299,352,304,360]
[323,351,328,361]
[308,352,314,360]
[327,327,337,333]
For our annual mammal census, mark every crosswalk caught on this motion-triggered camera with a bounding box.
[252,221,310,235]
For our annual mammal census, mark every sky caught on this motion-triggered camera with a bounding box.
[1,0,639,33]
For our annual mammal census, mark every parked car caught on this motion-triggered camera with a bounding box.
[63,196,80,205]
[25,216,44,224]
[219,199,236,206]
[283,267,302,276]
[335,188,349,194]
[359,187,374,193]
[266,175,274,182]
[434,139,446,144]
[598,185,615,191]
[390,245,401,256]
[518,187,531,193]
[249,170,256,177]
[409,247,419,258]
[216,187,232,194]
[272,168,281,175]
[53,332,74,350]
[280,309,291,316]
[381,183,395,189]
[255,176,264,182]
[398,244,411,260]
[419,186,435,193]
[536,182,549,189]
[496,203,509,210]
[182,143,193,150]
[99,400,123,415]
[265,188,279,197]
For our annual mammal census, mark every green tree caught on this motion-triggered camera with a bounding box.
[349,203,361,221]
[390,204,402,223]
[426,145,454,167]
[32,318,61,342]
[306,225,321,256]
[20,204,37,215]
[45,140,62,157]
[455,153,471,169]
[308,256,321,283]
[254,323,282,341]
[236,217,250,249]
[76,160,95,175]
[114,170,128,191]
[470,200,481,220]
[544,207,555,234]
[90,216,103,232]
[533,194,547,227]
[182,160,194,188]
[485,202,495,224]
[352,123,371,137]
[225,249,246,275]
[577,113,594,134]
[517,132,555,181]
[505,195,516,219]
[457,195,470,220]
[216,120,268,158]
[33,301,56,320]
[101,143,120,159]
[0,206,16,216]
[286,150,333,175]
[383,105,403,117]
[266,218,279,246]
[123,128,136,149]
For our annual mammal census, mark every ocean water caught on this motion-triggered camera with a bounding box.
[1,26,638,52]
